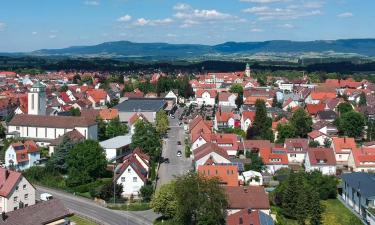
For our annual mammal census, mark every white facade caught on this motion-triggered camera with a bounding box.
[218,94,237,107]
[116,165,145,197]
[191,136,208,151]
[287,153,306,164]
[0,177,36,213]
[5,146,40,171]
[304,154,336,175]
[196,91,215,106]
[194,152,230,170]
[241,118,251,132]
[27,84,46,116]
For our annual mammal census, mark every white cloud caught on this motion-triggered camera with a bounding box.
[117,14,132,22]
[49,35,57,39]
[337,12,353,18]
[240,0,287,3]
[243,6,269,13]
[0,22,6,31]
[32,31,38,35]
[174,3,234,21]
[84,0,100,6]
[133,18,173,26]
[173,3,191,11]
[251,28,263,32]
[279,23,295,29]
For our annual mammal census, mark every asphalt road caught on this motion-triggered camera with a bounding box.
[36,186,157,225]
[157,108,193,189]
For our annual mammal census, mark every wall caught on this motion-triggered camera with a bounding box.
[116,165,145,197]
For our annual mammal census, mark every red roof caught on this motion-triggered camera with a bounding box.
[351,147,375,167]
[307,148,336,166]
[86,89,107,103]
[198,164,239,186]
[60,92,71,103]
[308,130,325,139]
[215,111,234,123]
[195,89,217,98]
[115,154,148,183]
[242,111,256,122]
[310,92,336,101]
[331,137,356,154]
[0,169,22,197]
[193,143,230,162]
[227,209,263,225]
[128,112,148,125]
[260,148,289,165]
[306,103,325,115]
[225,186,270,210]
[99,108,119,120]
[218,92,237,102]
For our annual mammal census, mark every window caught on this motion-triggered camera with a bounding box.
[24,194,28,200]
[25,204,28,207]
[13,197,18,202]
[15,186,19,191]
[16,126,20,131]
[133,177,137,182]
[121,177,125,182]
[23,184,26,190]
[14,207,17,211]
[128,168,131,173]
[290,154,296,157]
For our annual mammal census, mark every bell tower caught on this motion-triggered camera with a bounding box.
[245,63,251,77]
[28,81,46,115]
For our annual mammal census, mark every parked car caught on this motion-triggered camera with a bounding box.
[177,151,182,157]
[40,193,53,201]
[177,141,182,145]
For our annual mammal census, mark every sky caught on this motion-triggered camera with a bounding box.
[0,0,374,52]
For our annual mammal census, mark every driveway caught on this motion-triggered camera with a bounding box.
[156,107,192,189]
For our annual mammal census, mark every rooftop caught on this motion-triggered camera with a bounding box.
[114,98,166,112]
[99,134,132,149]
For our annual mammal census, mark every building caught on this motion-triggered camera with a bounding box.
[218,92,237,107]
[193,143,231,169]
[196,89,216,106]
[48,129,85,156]
[7,114,97,146]
[284,138,308,164]
[114,98,167,123]
[27,81,46,116]
[331,137,356,167]
[99,134,132,161]
[304,148,337,175]
[240,111,255,132]
[348,147,375,172]
[226,208,274,225]
[214,111,235,130]
[198,164,239,186]
[5,141,40,171]
[0,168,36,213]
[341,173,375,223]
[261,148,289,174]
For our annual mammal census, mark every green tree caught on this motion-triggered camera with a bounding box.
[290,109,312,138]
[337,102,353,115]
[105,117,128,138]
[282,173,299,218]
[59,85,68,92]
[309,140,320,147]
[235,93,244,109]
[247,99,273,141]
[151,182,177,219]
[229,84,243,94]
[277,123,297,143]
[66,140,107,187]
[96,117,107,141]
[335,111,365,138]
[140,184,154,202]
[131,120,162,161]
[0,124,5,139]
[173,172,228,225]
[96,183,123,201]
[309,188,323,225]
[69,107,81,116]
[47,136,75,173]
[156,110,169,135]
[245,151,265,172]
[358,92,367,106]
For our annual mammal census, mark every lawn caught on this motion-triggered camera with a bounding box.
[153,218,179,225]
[273,199,363,225]
[70,215,98,225]
[107,202,151,211]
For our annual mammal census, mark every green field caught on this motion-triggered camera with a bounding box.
[70,215,98,225]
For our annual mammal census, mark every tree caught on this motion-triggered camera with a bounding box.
[229,84,243,94]
[290,109,312,138]
[272,95,282,108]
[247,99,273,141]
[0,124,5,139]
[59,85,68,92]
[156,110,169,135]
[96,117,107,141]
[173,172,228,225]
[47,136,75,173]
[105,117,128,138]
[277,123,297,143]
[335,111,365,138]
[309,140,320,147]
[151,182,177,219]
[69,107,81,116]
[358,92,367,106]
[235,94,243,109]
[65,140,107,187]
[131,120,162,161]
[309,188,323,225]
[323,138,331,148]
[140,184,154,202]
[337,102,353,115]
[245,151,265,172]
[96,183,123,201]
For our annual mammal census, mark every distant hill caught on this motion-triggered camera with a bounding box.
[6,39,375,59]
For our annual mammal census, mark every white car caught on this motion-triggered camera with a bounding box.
[40,193,53,201]
[177,151,182,157]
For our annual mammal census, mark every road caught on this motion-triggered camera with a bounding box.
[157,107,193,189]
[36,186,157,225]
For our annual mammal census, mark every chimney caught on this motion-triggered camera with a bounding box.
[243,187,248,193]
[344,137,346,143]
[5,170,9,179]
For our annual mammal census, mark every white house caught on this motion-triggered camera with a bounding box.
[5,141,40,171]
[0,168,36,213]
[331,137,356,167]
[7,114,98,147]
[304,148,337,175]
[284,138,308,164]
[99,134,132,161]
[218,92,237,107]
[196,90,216,106]
[191,133,211,151]
[193,143,231,169]
[307,130,331,146]
[115,149,149,198]
[214,111,235,130]
[241,111,255,132]
[241,170,263,186]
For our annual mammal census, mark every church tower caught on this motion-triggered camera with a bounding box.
[28,81,46,115]
[245,63,251,77]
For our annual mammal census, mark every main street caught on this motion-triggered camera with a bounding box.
[36,186,157,225]
[157,107,193,189]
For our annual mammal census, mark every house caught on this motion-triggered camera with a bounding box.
[307,130,331,146]
[211,133,239,156]
[260,148,289,174]
[214,111,235,130]
[241,111,255,132]
[0,199,71,225]
[225,186,270,215]
[193,143,231,169]
[316,110,337,122]
[5,141,40,171]
[341,173,375,223]
[7,114,97,146]
[86,89,110,109]
[241,140,271,156]
[189,115,212,139]
[0,168,36,213]
[99,134,132,161]
[48,129,85,156]
[305,92,336,104]
[196,89,217,106]
[99,108,119,122]
[198,164,239,186]
[305,103,325,116]
[191,132,212,151]
[114,150,149,198]
[226,208,274,225]
[218,92,237,107]
[282,98,299,111]
[304,148,337,175]
[348,147,375,172]
[241,170,263,186]
[331,137,356,167]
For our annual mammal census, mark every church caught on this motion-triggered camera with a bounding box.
[7,81,98,147]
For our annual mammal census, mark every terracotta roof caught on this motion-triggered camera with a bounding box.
[225,186,270,210]
[307,148,336,166]
[128,112,148,125]
[193,143,229,161]
[242,111,256,122]
[124,91,144,98]
[215,111,234,123]
[198,164,239,186]
[0,169,22,197]
[261,148,289,165]
[351,147,375,167]
[310,92,336,101]
[86,89,108,103]
[218,92,237,102]
[195,89,217,98]
[332,137,356,154]
[227,209,273,225]
[99,108,119,120]
[308,130,325,139]
[241,140,271,152]
[9,114,96,129]
[0,199,71,225]
[49,129,85,146]
[306,103,325,115]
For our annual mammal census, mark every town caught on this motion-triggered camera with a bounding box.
[0,63,373,225]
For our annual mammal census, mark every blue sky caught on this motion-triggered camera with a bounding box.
[0,0,374,52]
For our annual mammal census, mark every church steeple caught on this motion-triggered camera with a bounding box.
[28,80,46,115]
[245,63,251,77]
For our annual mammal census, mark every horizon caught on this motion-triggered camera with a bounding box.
[1,0,374,52]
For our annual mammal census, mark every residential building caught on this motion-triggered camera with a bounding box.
[196,89,216,106]
[226,208,274,225]
[198,164,239,186]
[348,147,375,172]
[218,92,237,107]
[48,129,85,156]
[214,111,235,130]
[304,148,337,175]
[240,111,255,132]
[99,134,132,161]
[5,141,40,171]
[284,138,308,164]
[193,143,231,169]
[331,137,356,167]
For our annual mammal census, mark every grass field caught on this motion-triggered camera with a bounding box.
[107,202,151,211]
[70,215,98,225]
[274,199,363,225]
